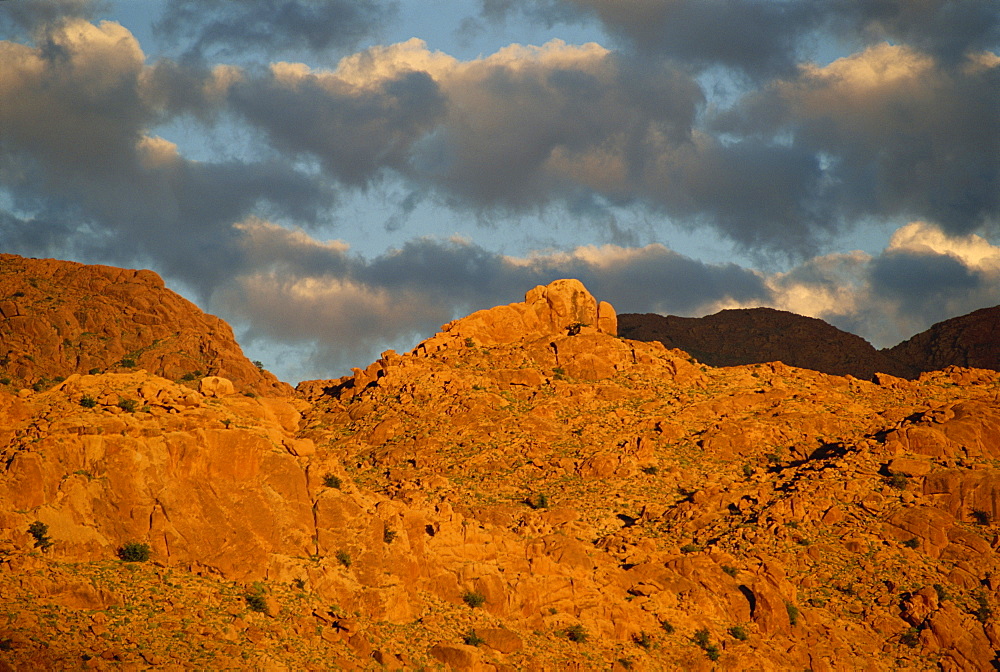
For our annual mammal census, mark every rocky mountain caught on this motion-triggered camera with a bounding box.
[886,305,1000,375]
[1,260,999,670]
[0,254,289,395]
[618,308,918,379]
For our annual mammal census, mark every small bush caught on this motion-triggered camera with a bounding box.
[971,509,991,525]
[79,395,97,408]
[335,550,352,568]
[245,591,267,613]
[633,631,653,649]
[660,620,675,634]
[88,368,101,375]
[180,372,197,381]
[464,337,476,348]
[785,602,800,626]
[383,527,397,544]
[28,521,52,550]
[742,463,754,478]
[252,360,265,371]
[119,358,136,369]
[565,624,588,643]
[721,565,738,577]
[693,628,710,647]
[886,474,909,490]
[117,398,137,413]
[462,590,486,608]
[728,625,748,641]
[526,493,549,509]
[567,322,588,336]
[0,377,10,386]
[933,583,950,601]
[680,543,700,554]
[973,590,992,623]
[900,627,920,648]
[902,537,920,549]
[117,541,151,562]
[705,644,720,661]
[323,473,342,489]
[640,465,659,475]
[463,630,484,646]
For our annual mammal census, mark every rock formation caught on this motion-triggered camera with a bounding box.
[885,305,1000,375]
[1,264,999,670]
[619,307,916,379]
[0,254,289,395]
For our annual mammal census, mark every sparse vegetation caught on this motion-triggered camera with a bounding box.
[722,565,738,577]
[525,492,549,509]
[640,465,659,475]
[119,358,136,368]
[786,601,800,626]
[79,395,97,408]
[117,397,137,413]
[117,541,151,562]
[971,509,991,525]
[383,527,397,544]
[693,628,719,660]
[680,543,700,554]
[633,631,653,649]
[728,625,748,641]
[463,630,485,646]
[245,588,267,613]
[660,619,675,634]
[322,473,342,489]
[886,473,909,489]
[903,537,920,549]
[565,624,588,643]
[335,550,352,568]
[900,627,920,648]
[28,521,52,550]
[462,590,486,608]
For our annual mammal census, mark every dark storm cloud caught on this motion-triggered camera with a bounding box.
[0,0,102,36]
[871,249,981,306]
[713,43,1000,241]
[0,19,335,294]
[229,66,447,188]
[153,0,398,61]
[483,1,1000,77]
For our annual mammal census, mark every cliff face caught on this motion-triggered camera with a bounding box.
[1,264,999,671]
[885,305,1000,375]
[0,254,289,395]
[619,308,917,379]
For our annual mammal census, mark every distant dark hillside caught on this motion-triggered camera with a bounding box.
[884,305,1000,375]
[619,308,917,379]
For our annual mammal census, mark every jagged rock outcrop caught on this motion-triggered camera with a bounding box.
[886,305,1000,375]
[0,254,288,395]
[619,307,915,379]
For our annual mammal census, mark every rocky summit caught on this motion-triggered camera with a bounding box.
[2,257,1000,671]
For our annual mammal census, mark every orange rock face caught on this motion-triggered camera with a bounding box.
[0,254,288,395]
[1,270,1000,671]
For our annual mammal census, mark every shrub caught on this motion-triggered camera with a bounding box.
[28,521,52,550]
[383,527,397,544]
[933,583,950,601]
[79,395,97,408]
[692,628,710,647]
[462,590,486,608]
[633,631,653,649]
[742,463,754,478]
[680,543,700,554]
[886,474,909,490]
[464,338,476,348]
[117,398,137,413]
[971,509,991,525]
[705,644,720,661]
[119,358,136,369]
[728,625,748,641]
[117,541,151,562]
[900,627,920,648]
[785,601,800,626]
[526,493,549,510]
[973,590,992,623]
[463,630,484,646]
[323,473,342,489]
[0,377,10,386]
[565,624,588,643]
[660,620,675,634]
[335,550,352,568]
[88,368,102,375]
[721,565,738,577]
[252,360,265,371]
[245,591,267,613]
[640,465,659,475]
[902,537,920,549]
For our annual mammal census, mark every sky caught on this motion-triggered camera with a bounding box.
[0,0,998,384]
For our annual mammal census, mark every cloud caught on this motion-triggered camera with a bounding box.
[153,0,398,61]
[714,42,1000,244]
[0,18,335,294]
[480,1,1000,78]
